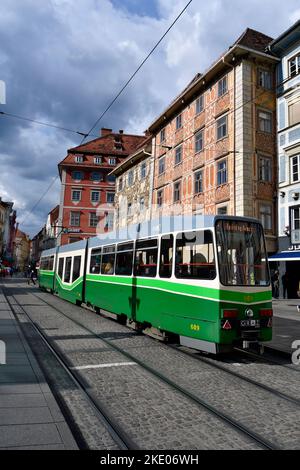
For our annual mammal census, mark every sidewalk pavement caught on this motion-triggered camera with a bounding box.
[269,299,300,355]
[0,287,78,450]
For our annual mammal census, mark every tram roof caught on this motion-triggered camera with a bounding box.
[40,247,57,257]
[40,215,262,256]
[88,215,216,249]
[88,215,260,249]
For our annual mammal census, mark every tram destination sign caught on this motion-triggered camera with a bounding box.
[223,221,256,233]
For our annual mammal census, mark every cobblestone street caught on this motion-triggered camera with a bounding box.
[1,279,300,450]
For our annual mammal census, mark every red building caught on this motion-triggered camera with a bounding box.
[58,128,145,245]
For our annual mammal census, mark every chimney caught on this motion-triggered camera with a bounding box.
[101,128,112,137]
[119,129,124,134]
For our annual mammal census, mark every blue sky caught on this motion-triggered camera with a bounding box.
[111,0,160,18]
[0,0,299,237]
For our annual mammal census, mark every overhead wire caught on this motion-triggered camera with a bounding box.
[0,110,98,138]
[79,0,194,144]
[18,0,194,228]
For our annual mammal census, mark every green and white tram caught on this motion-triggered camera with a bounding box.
[38,215,272,354]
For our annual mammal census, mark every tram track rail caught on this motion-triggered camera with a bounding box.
[170,345,300,408]
[2,287,138,451]
[234,346,299,371]
[19,288,282,450]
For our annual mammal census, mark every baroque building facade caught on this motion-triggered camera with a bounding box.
[147,28,278,254]
[268,20,300,297]
[57,128,145,245]
[111,136,153,230]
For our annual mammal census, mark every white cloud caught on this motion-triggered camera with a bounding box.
[1,0,300,237]
[289,8,300,24]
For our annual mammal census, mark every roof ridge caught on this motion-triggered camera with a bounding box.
[67,132,145,153]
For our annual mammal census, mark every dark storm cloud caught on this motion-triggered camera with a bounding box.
[0,0,299,236]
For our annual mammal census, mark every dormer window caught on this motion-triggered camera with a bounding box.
[75,155,84,163]
[114,142,123,150]
[94,156,102,164]
[108,157,117,165]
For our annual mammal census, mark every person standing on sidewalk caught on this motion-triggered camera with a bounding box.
[272,270,279,298]
[282,272,288,299]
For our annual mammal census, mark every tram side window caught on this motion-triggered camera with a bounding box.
[175,230,216,280]
[134,239,158,277]
[90,248,101,274]
[72,256,81,282]
[115,243,134,276]
[41,257,50,270]
[48,256,54,271]
[101,245,115,275]
[159,235,174,278]
[64,257,72,283]
[58,258,64,279]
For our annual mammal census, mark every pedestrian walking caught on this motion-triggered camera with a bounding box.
[27,269,36,286]
[282,272,288,299]
[272,270,279,298]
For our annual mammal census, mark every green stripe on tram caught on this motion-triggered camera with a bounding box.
[85,274,271,304]
[55,274,83,291]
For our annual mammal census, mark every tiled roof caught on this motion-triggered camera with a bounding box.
[15,229,29,239]
[111,135,152,175]
[234,27,273,52]
[69,133,144,155]
[59,132,145,168]
[128,134,152,153]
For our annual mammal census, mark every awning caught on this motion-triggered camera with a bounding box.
[269,251,300,261]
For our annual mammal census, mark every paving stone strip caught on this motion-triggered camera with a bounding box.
[0,286,77,450]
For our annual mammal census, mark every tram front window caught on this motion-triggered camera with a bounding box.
[215,220,270,287]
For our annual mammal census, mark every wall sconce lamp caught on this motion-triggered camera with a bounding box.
[292,192,300,200]
[280,191,285,198]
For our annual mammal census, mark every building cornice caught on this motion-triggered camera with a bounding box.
[147,45,278,134]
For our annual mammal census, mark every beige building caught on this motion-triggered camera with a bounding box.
[14,229,30,272]
[111,136,153,230]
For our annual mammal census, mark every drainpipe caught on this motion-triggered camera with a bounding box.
[223,56,236,215]
[146,137,156,219]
